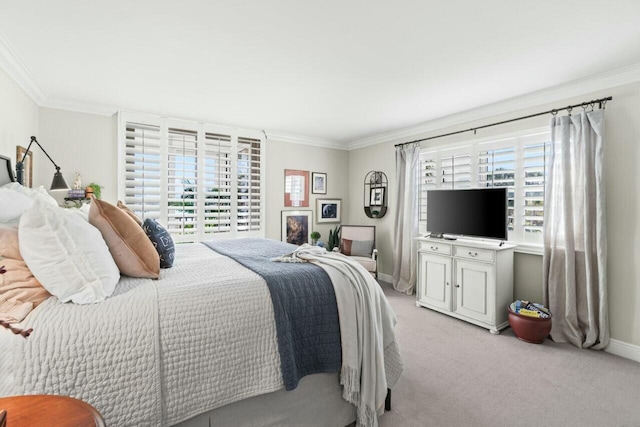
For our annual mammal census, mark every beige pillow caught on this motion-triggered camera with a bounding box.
[0,227,51,323]
[89,198,159,279]
[117,200,143,226]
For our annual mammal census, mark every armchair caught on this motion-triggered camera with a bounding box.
[337,225,378,279]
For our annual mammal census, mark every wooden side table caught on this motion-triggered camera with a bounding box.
[0,395,105,427]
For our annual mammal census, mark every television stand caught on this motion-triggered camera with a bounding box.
[415,237,516,334]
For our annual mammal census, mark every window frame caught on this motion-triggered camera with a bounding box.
[117,111,266,243]
[418,126,550,254]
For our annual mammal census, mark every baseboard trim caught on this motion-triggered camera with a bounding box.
[378,272,392,283]
[606,338,640,363]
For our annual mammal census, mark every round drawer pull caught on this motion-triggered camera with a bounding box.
[431,246,438,251]
[468,251,478,257]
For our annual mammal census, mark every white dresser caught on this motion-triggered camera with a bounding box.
[416,237,516,334]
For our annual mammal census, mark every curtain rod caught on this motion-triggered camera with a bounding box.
[394,96,612,148]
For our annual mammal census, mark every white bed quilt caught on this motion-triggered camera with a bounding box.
[1,244,282,426]
[0,243,402,426]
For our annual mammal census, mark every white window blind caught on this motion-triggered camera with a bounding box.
[203,132,233,235]
[478,146,516,232]
[124,122,161,221]
[119,113,265,241]
[237,137,262,232]
[522,140,551,240]
[418,129,551,247]
[167,127,199,241]
[419,156,437,223]
[441,154,472,189]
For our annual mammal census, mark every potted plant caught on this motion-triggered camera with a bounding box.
[310,231,321,246]
[85,183,102,200]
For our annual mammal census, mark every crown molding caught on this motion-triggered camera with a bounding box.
[0,32,47,104]
[266,131,347,150]
[348,62,640,151]
[41,98,117,117]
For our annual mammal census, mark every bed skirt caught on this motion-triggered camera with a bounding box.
[173,373,356,427]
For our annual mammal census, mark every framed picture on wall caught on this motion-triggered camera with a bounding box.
[16,145,33,188]
[316,199,341,223]
[284,169,310,207]
[281,210,312,245]
[370,187,384,206]
[311,172,327,194]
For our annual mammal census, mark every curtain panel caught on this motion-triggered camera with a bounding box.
[393,143,420,294]
[543,109,609,349]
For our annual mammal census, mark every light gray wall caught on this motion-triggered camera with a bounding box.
[0,67,39,183]
[36,108,117,203]
[348,81,640,347]
[265,139,349,242]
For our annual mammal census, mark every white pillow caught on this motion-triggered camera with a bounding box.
[19,201,120,304]
[1,182,59,207]
[0,188,34,223]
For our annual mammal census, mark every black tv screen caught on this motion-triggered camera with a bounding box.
[427,188,508,240]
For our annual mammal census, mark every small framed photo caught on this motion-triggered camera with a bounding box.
[284,169,310,207]
[281,210,312,245]
[316,199,341,223]
[370,187,385,206]
[311,172,327,194]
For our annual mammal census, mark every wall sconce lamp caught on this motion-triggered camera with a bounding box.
[16,136,69,191]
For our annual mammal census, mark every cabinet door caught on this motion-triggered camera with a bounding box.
[417,252,452,311]
[454,260,495,324]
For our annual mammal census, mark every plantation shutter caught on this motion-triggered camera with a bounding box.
[419,155,437,223]
[478,146,516,233]
[237,136,262,232]
[119,112,267,241]
[522,141,551,236]
[166,127,199,242]
[124,122,161,221]
[203,132,233,235]
[440,154,471,189]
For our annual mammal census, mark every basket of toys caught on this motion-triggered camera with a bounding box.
[508,300,552,344]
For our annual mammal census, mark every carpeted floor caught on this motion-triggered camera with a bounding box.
[377,281,640,427]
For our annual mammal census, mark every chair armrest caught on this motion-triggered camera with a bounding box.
[372,248,378,260]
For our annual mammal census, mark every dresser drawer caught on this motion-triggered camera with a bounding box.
[418,241,452,256]
[454,246,495,263]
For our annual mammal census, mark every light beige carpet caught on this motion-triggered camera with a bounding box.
[378,281,640,427]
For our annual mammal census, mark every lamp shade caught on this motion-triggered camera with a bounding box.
[50,169,69,191]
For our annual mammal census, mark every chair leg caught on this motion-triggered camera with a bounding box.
[385,388,391,411]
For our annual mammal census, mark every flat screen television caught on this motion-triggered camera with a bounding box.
[426,188,508,240]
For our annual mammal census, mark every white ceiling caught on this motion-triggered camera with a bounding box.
[1,1,640,145]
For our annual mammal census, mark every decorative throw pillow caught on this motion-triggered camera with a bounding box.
[18,201,120,304]
[117,200,143,226]
[341,238,374,257]
[0,189,33,224]
[143,219,175,268]
[0,227,52,323]
[1,182,59,208]
[340,238,353,256]
[89,198,160,279]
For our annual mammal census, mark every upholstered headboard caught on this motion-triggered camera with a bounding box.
[0,154,17,186]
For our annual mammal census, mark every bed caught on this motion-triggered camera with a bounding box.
[0,155,403,427]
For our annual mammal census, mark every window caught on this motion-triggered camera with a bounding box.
[419,128,551,247]
[119,113,265,242]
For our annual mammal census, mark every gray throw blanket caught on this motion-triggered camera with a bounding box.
[204,238,342,390]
